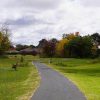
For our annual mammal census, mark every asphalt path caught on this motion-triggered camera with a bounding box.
[31,62,86,100]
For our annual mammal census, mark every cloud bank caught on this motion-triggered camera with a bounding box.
[0,0,100,45]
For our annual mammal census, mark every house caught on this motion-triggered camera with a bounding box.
[19,48,39,55]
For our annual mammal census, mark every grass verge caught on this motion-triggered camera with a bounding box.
[0,55,40,100]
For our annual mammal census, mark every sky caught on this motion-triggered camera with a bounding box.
[0,0,100,46]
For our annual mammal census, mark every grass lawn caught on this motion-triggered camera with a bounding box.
[0,55,40,100]
[39,58,100,100]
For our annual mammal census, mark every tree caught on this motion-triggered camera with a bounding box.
[62,32,79,39]
[50,38,58,44]
[37,39,48,48]
[56,39,69,57]
[91,33,100,57]
[42,39,57,57]
[29,45,36,48]
[0,26,11,55]
[64,36,93,58]
[56,33,78,57]
[91,33,100,45]
[16,44,29,51]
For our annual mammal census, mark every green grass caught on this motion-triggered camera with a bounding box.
[0,55,40,100]
[39,58,100,100]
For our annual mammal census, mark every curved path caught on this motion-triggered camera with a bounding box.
[31,62,86,100]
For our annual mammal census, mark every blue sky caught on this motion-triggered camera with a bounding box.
[0,0,100,45]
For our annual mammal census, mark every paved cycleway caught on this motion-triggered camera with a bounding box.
[31,62,86,100]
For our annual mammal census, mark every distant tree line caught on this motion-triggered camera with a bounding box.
[1,27,100,59]
[39,32,100,58]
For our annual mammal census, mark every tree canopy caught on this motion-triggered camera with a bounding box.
[0,27,11,55]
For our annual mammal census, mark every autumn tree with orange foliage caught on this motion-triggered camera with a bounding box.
[56,39,69,57]
[56,32,79,57]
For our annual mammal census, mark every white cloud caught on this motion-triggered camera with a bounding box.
[0,0,100,45]
[78,0,100,7]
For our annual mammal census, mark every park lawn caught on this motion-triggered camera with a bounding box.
[40,58,100,100]
[0,55,40,100]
